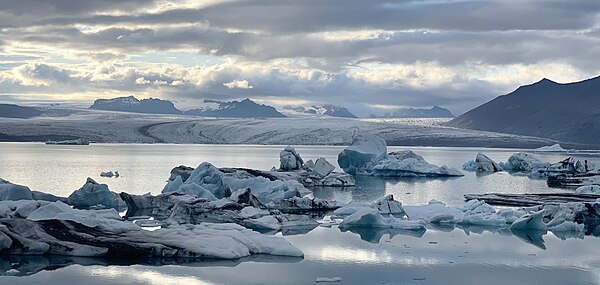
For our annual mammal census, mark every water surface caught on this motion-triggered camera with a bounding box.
[1,143,600,284]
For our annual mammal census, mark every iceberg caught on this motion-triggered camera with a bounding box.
[499,152,550,173]
[0,201,303,259]
[338,135,462,177]
[337,134,387,175]
[0,178,35,201]
[312,157,336,177]
[474,152,502,172]
[279,146,304,171]
[332,195,405,218]
[339,208,426,230]
[0,178,66,203]
[164,162,309,204]
[371,151,463,177]
[316,277,343,283]
[68,178,126,209]
[462,160,477,171]
[535,143,567,152]
[45,138,89,145]
[100,171,119,178]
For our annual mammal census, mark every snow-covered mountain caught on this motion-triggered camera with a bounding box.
[0,104,42,118]
[446,76,600,145]
[283,105,357,118]
[89,96,182,115]
[371,106,454,118]
[184,99,286,118]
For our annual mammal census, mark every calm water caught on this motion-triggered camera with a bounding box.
[2,142,600,284]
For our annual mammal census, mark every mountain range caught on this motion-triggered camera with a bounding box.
[283,105,357,118]
[447,76,600,145]
[90,96,286,118]
[89,96,182,115]
[370,106,454,118]
[184,99,286,118]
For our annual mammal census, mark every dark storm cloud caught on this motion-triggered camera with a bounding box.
[26,0,600,32]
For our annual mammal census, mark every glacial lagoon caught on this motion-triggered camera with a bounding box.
[1,142,600,285]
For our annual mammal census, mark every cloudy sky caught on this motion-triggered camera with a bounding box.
[1,0,599,116]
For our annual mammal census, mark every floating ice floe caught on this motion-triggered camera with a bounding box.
[316,277,343,283]
[100,171,120,178]
[45,138,89,145]
[0,178,66,203]
[535,143,567,152]
[333,196,594,233]
[68,178,126,209]
[338,134,463,177]
[0,201,303,259]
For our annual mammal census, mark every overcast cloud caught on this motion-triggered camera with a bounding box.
[0,0,599,115]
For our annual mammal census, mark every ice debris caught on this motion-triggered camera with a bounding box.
[100,171,120,178]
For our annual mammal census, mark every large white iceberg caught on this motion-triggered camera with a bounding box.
[68,178,126,209]
[337,135,462,177]
[337,134,387,175]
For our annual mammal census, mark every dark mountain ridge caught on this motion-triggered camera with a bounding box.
[446,76,600,145]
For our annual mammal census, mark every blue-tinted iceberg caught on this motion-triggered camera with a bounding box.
[68,178,126,209]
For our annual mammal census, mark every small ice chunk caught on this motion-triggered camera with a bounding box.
[313,157,335,177]
[462,160,477,171]
[316,277,342,283]
[535,144,567,152]
[240,206,269,219]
